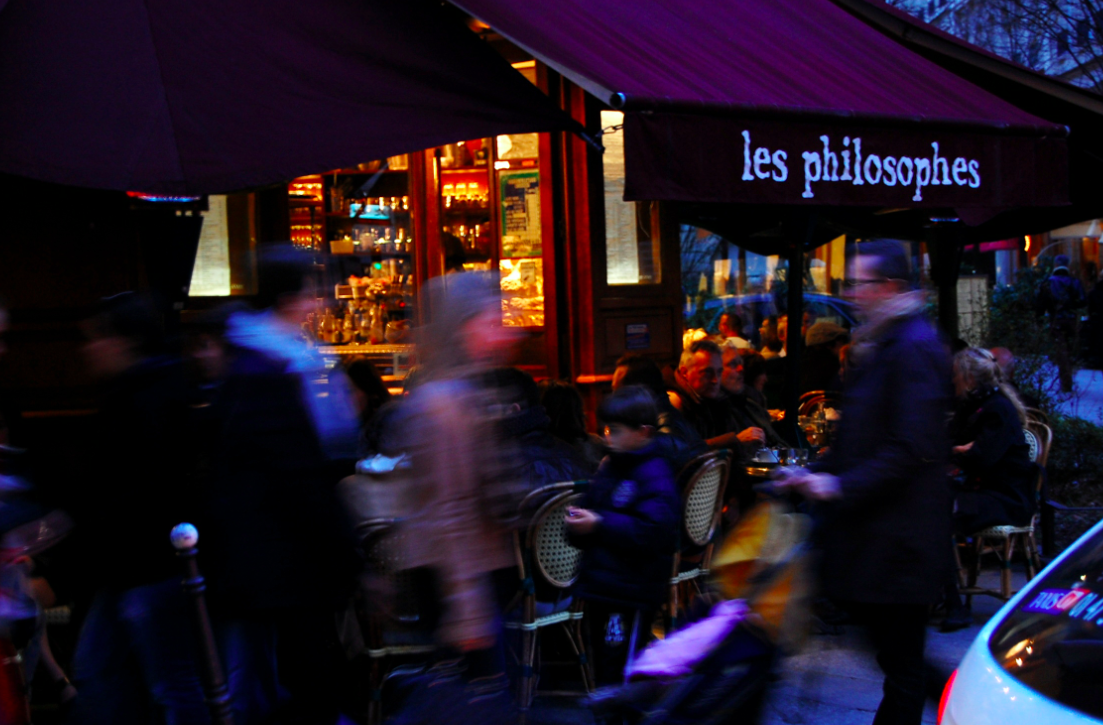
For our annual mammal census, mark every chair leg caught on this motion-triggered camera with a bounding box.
[519,627,537,709]
[965,537,982,608]
[1001,536,1016,600]
[1026,531,1042,580]
[667,554,681,636]
[368,656,383,725]
[572,605,594,692]
[559,620,593,694]
[952,536,967,589]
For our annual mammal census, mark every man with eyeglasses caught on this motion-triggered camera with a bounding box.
[776,240,952,725]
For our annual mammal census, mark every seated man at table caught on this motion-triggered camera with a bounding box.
[720,341,785,452]
[668,339,765,455]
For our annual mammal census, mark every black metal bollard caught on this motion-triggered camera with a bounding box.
[170,523,235,725]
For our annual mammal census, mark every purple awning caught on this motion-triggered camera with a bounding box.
[453,0,1069,209]
[0,0,577,195]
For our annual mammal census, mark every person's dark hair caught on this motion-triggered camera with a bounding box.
[851,239,913,285]
[255,243,315,309]
[187,302,247,338]
[540,380,588,442]
[598,384,658,430]
[93,292,165,356]
[485,366,540,410]
[442,232,467,273]
[344,359,392,415]
[1053,254,1071,271]
[614,353,667,401]
[741,351,767,386]
[719,311,742,334]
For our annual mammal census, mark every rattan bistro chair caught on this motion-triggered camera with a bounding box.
[506,483,593,709]
[356,517,437,725]
[667,452,730,632]
[959,423,1052,603]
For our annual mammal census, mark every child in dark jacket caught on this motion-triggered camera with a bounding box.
[565,385,680,685]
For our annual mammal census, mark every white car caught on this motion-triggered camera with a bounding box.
[940,518,1103,724]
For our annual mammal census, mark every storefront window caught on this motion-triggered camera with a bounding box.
[681,226,852,335]
[602,111,661,286]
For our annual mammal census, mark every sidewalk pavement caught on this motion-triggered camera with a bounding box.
[1056,368,1103,425]
[530,568,1024,725]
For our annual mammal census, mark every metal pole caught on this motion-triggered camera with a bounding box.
[784,242,804,437]
[170,524,235,725]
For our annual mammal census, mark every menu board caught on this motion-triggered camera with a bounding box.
[499,169,541,259]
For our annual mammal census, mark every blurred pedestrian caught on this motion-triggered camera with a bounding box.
[566,385,679,685]
[776,240,952,725]
[1037,254,1086,392]
[394,272,526,721]
[185,303,359,725]
[224,245,359,463]
[68,293,205,725]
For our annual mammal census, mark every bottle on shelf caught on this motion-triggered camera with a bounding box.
[339,313,354,345]
[370,303,385,345]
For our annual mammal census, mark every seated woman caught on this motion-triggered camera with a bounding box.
[950,347,1035,532]
[942,347,1036,631]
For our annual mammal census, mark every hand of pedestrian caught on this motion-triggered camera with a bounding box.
[795,473,843,501]
[952,442,974,455]
[737,427,766,444]
[565,507,601,535]
[770,466,808,489]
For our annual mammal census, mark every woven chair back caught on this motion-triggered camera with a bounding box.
[1029,422,1053,468]
[682,454,729,548]
[1024,428,1039,464]
[360,519,423,621]
[528,491,585,589]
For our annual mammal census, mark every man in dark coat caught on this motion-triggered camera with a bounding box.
[778,240,952,725]
[1037,254,1086,392]
[190,249,361,725]
[68,293,207,725]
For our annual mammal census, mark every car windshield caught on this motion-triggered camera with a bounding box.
[988,525,1103,719]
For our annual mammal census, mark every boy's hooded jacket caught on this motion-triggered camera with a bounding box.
[570,440,679,609]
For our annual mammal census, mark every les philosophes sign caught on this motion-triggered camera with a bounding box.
[623,113,1068,208]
